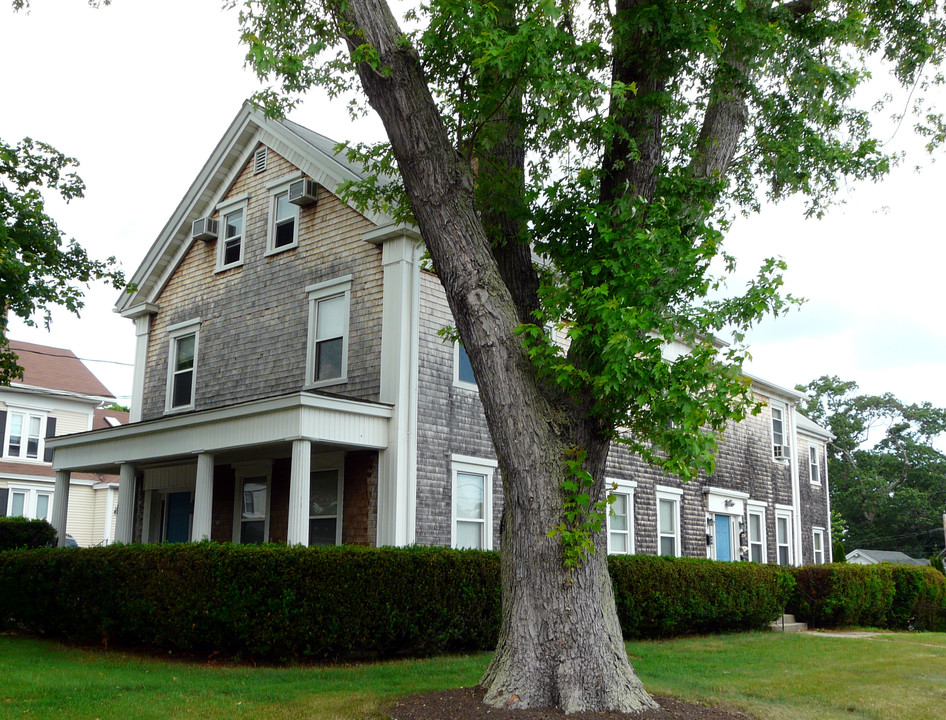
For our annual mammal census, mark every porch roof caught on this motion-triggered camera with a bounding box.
[46,391,393,474]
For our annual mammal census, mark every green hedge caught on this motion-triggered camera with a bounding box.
[0,544,797,660]
[609,555,793,638]
[788,563,946,631]
[0,517,56,550]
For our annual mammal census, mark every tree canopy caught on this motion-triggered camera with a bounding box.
[0,136,124,383]
[799,375,946,559]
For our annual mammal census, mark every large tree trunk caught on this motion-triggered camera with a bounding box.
[336,0,657,712]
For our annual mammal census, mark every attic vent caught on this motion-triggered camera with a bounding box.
[254,147,268,174]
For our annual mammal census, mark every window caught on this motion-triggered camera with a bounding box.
[4,410,46,461]
[6,485,52,521]
[215,195,248,271]
[747,503,767,563]
[776,509,793,566]
[309,468,343,546]
[812,527,826,564]
[235,474,270,544]
[809,445,821,485]
[266,174,302,254]
[607,479,636,555]
[454,342,477,389]
[165,319,200,412]
[771,404,788,459]
[306,276,352,386]
[655,485,683,557]
[451,455,496,550]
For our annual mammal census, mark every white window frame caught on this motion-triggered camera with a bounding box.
[606,478,636,555]
[232,463,272,544]
[3,407,47,462]
[215,195,248,272]
[450,454,496,550]
[655,485,683,557]
[812,526,826,565]
[305,276,352,388]
[809,445,821,485]
[747,501,767,564]
[309,456,345,546]
[771,402,789,460]
[164,318,201,413]
[6,483,53,521]
[453,341,478,391]
[775,506,794,566]
[265,173,303,255]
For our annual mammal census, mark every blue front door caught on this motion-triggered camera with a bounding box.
[715,514,732,562]
[165,492,191,543]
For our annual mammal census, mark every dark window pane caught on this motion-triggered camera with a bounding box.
[275,219,295,248]
[26,437,38,459]
[457,344,476,385]
[241,520,265,545]
[176,335,195,371]
[310,470,338,516]
[8,436,20,456]
[315,337,343,380]
[224,238,241,265]
[309,518,337,546]
[172,369,193,407]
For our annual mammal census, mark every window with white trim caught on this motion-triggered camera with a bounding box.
[215,195,248,271]
[655,485,683,557]
[234,473,270,545]
[747,504,767,563]
[771,404,788,459]
[6,485,52,521]
[4,410,46,461]
[305,276,352,386]
[451,455,496,550]
[267,176,302,254]
[309,468,343,546]
[809,445,821,485]
[165,319,200,412]
[607,479,636,555]
[812,527,826,564]
[775,509,793,566]
[454,342,477,390]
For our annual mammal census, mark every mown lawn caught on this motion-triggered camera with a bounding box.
[1,631,944,720]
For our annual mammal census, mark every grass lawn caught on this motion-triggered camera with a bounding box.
[1,631,944,719]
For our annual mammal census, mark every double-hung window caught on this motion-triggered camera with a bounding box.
[233,464,271,545]
[655,485,683,557]
[747,502,767,563]
[812,527,826,564]
[309,468,343,546]
[607,478,636,555]
[267,175,302,254]
[4,410,45,461]
[215,195,248,271]
[809,445,821,484]
[775,508,793,566]
[771,403,788,459]
[165,319,200,412]
[451,455,496,550]
[7,485,51,521]
[306,276,351,386]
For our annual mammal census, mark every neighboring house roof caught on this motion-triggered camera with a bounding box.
[94,407,129,430]
[0,459,113,484]
[7,340,114,400]
[795,411,834,440]
[116,101,405,318]
[846,549,931,566]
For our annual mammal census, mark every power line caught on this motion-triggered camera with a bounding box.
[10,345,134,367]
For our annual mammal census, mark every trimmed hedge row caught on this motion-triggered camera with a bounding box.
[788,562,946,631]
[609,554,793,638]
[0,544,793,660]
[0,517,56,550]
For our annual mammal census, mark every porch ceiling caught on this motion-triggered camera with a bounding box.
[46,392,393,473]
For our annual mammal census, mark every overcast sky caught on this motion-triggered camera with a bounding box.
[3,1,945,430]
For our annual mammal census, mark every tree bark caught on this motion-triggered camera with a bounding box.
[334,0,657,712]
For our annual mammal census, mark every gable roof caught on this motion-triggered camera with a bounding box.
[7,340,114,400]
[94,406,129,429]
[116,101,398,317]
[846,549,931,566]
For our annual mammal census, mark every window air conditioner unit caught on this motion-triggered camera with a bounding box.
[288,178,319,206]
[774,444,791,460]
[192,217,218,242]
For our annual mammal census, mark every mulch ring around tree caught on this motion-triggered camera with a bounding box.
[386,686,756,720]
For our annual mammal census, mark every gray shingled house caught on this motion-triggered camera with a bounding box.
[47,103,833,565]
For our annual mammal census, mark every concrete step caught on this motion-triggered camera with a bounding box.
[769,614,808,632]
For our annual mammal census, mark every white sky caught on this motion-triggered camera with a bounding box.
[2,0,945,417]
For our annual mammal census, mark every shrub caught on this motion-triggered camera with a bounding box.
[608,555,794,638]
[788,563,946,631]
[0,517,56,550]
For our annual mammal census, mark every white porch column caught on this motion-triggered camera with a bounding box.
[51,470,71,547]
[192,453,214,541]
[287,439,311,546]
[115,463,136,544]
[373,231,421,546]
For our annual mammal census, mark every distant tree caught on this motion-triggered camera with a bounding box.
[798,376,946,558]
[104,403,130,413]
[0,137,124,383]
